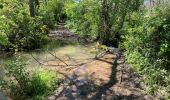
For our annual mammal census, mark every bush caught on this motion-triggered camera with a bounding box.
[0,0,49,51]
[29,69,58,97]
[0,59,59,100]
[0,15,9,46]
[65,0,100,39]
[122,6,170,98]
[38,0,67,28]
[38,1,56,29]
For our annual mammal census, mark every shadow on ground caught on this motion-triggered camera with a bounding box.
[48,53,153,100]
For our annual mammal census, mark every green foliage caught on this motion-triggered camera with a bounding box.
[38,5,55,29]
[0,0,73,51]
[1,0,170,99]
[65,0,100,38]
[0,15,9,46]
[30,69,58,96]
[0,59,58,100]
[0,59,29,99]
[123,6,170,98]
[0,0,52,51]
[66,0,143,46]
[38,0,65,28]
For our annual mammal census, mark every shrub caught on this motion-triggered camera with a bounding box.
[0,15,9,46]
[38,0,67,28]
[65,0,100,39]
[122,6,170,98]
[29,69,58,97]
[0,0,49,51]
[38,2,56,29]
[0,59,59,100]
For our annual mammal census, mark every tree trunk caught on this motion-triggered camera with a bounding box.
[29,0,35,17]
[98,0,112,45]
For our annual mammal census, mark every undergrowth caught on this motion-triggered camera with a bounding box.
[0,58,59,100]
[123,6,170,99]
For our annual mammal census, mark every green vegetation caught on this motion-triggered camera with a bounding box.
[0,59,58,100]
[0,0,66,51]
[65,0,142,46]
[123,6,170,98]
[0,0,170,99]
[65,0,100,39]
[65,0,170,98]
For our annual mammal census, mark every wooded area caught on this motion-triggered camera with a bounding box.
[0,0,170,100]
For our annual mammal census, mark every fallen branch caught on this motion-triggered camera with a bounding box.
[30,53,88,71]
[95,50,107,59]
[30,54,44,65]
[48,51,68,66]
